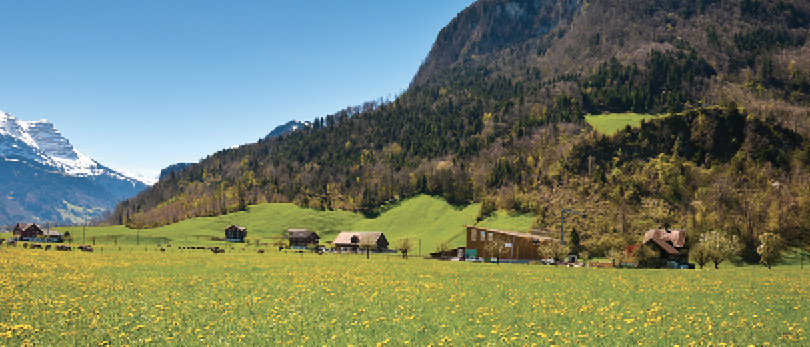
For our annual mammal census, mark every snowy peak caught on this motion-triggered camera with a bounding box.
[1,110,99,177]
[1,109,149,225]
[22,119,79,160]
[0,109,148,185]
[0,111,32,145]
[1,111,77,160]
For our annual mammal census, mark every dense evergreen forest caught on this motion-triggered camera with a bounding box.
[113,0,810,256]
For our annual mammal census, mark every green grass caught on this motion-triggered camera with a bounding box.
[1,248,807,345]
[52,195,529,255]
[585,113,667,135]
[475,211,536,232]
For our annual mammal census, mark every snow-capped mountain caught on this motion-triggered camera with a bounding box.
[0,109,148,225]
[0,110,146,183]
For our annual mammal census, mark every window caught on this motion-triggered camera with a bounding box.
[480,231,486,241]
[471,229,477,242]
[488,233,494,242]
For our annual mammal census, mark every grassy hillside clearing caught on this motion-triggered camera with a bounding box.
[44,195,532,254]
[585,113,667,135]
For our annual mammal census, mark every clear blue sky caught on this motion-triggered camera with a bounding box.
[0,0,474,181]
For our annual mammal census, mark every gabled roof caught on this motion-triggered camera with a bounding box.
[643,229,686,255]
[333,232,383,245]
[16,223,37,230]
[225,225,246,231]
[465,226,556,243]
[288,229,319,239]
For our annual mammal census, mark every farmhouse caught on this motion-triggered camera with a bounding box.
[465,226,556,262]
[224,225,247,242]
[332,232,388,252]
[12,223,64,242]
[641,228,689,265]
[287,229,320,249]
[13,223,42,239]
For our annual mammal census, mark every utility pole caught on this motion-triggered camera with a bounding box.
[560,209,586,245]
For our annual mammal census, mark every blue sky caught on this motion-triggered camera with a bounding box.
[0,0,474,181]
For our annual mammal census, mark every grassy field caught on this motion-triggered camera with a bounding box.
[585,113,667,135]
[1,247,807,345]
[475,211,536,232]
[15,195,534,255]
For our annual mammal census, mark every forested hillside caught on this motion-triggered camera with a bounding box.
[113,0,810,255]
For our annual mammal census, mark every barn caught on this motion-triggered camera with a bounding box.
[13,223,42,239]
[642,228,689,265]
[331,232,388,252]
[12,223,64,242]
[287,229,320,249]
[225,225,247,242]
[465,226,556,262]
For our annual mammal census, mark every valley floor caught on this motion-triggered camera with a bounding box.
[1,248,807,345]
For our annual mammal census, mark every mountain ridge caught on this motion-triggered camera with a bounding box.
[0,110,148,225]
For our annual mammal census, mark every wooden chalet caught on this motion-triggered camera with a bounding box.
[331,232,388,252]
[465,226,556,261]
[13,223,42,239]
[642,229,689,264]
[224,225,247,242]
[12,223,63,242]
[287,229,320,249]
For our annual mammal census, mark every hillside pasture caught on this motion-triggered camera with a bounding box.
[585,113,667,135]
[52,195,533,254]
[1,248,807,345]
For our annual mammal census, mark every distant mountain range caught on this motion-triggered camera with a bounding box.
[0,110,148,225]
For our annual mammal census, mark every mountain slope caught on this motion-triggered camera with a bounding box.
[114,0,810,251]
[0,110,147,224]
[265,120,311,139]
[159,163,195,180]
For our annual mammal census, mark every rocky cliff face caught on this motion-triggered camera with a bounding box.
[0,110,147,225]
[1,112,101,176]
[412,0,581,86]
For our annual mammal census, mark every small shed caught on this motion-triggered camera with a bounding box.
[40,230,64,243]
[287,229,320,249]
[225,225,247,242]
[332,232,388,252]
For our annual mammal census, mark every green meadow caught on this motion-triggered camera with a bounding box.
[1,248,807,345]
[31,195,533,254]
[585,113,667,135]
